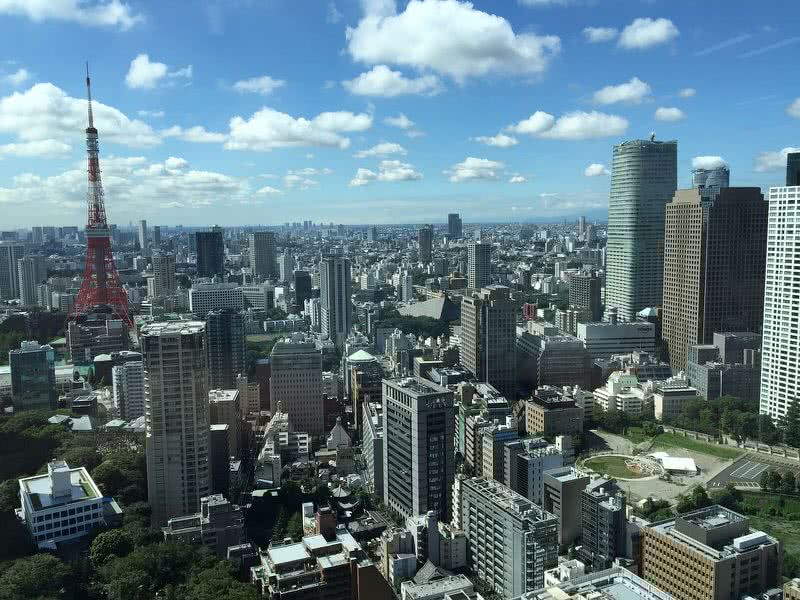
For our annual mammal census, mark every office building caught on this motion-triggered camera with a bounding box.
[66,314,128,364]
[16,255,46,306]
[652,379,701,421]
[480,422,519,481]
[605,139,677,322]
[460,285,516,397]
[383,377,455,520]
[241,284,274,310]
[692,165,730,191]
[504,437,565,505]
[516,332,592,391]
[249,231,277,280]
[142,321,211,525]
[350,352,383,440]
[687,333,761,402]
[641,505,782,600]
[196,227,224,278]
[209,389,241,461]
[524,395,583,437]
[577,317,656,359]
[525,566,674,600]
[579,478,626,571]
[362,401,384,495]
[592,371,648,417]
[162,494,244,559]
[278,252,295,283]
[152,225,161,247]
[138,219,148,249]
[448,213,462,239]
[662,187,767,371]
[205,309,246,389]
[453,476,558,598]
[149,253,177,298]
[542,466,591,547]
[320,256,353,348]
[760,184,800,422]
[0,241,25,299]
[269,339,323,434]
[112,355,145,420]
[293,270,312,308]
[18,460,113,549]
[568,272,603,322]
[418,225,433,263]
[189,283,244,317]
[787,151,800,186]
[10,340,56,411]
[467,241,491,289]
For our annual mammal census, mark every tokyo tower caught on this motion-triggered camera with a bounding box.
[69,65,132,327]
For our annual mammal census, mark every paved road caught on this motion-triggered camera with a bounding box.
[707,455,800,489]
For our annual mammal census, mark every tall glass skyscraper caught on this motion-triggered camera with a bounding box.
[10,341,56,411]
[605,138,677,322]
[691,165,730,193]
[787,151,800,186]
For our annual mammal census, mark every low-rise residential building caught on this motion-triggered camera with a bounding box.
[162,494,245,558]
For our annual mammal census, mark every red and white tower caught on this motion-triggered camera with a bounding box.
[69,66,132,326]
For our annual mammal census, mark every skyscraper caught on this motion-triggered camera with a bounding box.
[761,183,800,422]
[383,377,455,520]
[605,138,677,322]
[460,286,516,397]
[293,270,312,308]
[448,213,462,238]
[278,252,294,282]
[320,256,352,348]
[112,355,145,420]
[152,225,161,247]
[662,187,767,370]
[149,253,177,298]
[142,321,210,525]
[205,309,246,390]
[467,241,491,289]
[692,165,730,192]
[787,151,800,186]
[418,225,433,263]
[568,271,603,321]
[196,227,224,278]
[269,339,323,434]
[0,241,25,299]
[138,219,148,250]
[17,255,46,306]
[10,341,56,412]
[249,231,277,280]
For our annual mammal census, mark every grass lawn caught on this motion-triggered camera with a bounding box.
[651,432,743,460]
[741,491,800,557]
[583,455,648,479]
[621,427,651,445]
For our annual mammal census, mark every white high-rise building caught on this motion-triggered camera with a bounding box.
[148,253,176,299]
[189,283,244,317]
[17,255,47,306]
[0,241,25,299]
[138,219,148,249]
[320,256,352,348]
[112,356,145,420]
[142,321,210,525]
[278,252,295,282]
[400,271,414,302]
[761,185,800,421]
[269,339,323,434]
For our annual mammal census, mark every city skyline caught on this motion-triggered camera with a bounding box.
[0,0,797,227]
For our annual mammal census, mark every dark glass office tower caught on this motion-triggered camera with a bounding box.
[787,151,800,186]
[205,308,246,389]
[196,226,224,278]
[293,270,312,308]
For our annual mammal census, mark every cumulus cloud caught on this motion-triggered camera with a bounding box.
[137,109,164,118]
[654,106,686,121]
[343,65,443,97]
[618,17,679,49]
[354,142,407,158]
[0,0,143,30]
[384,113,414,129]
[445,157,504,182]
[0,82,161,156]
[283,174,320,190]
[691,156,727,170]
[225,107,373,151]
[593,77,651,105]
[3,68,30,87]
[754,147,800,172]
[349,159,422,186]
[678,87,696,98]
[472,133,518,148]
[346,0,561,83]
[787,98,800,118]
[161,125,226,143]
[232,75,286,96]
[583,27,617,43]
[287,167,334,177]
[0,139,71,158]
[125,54,192,89]
[584,163,609,176]
[256,185,282,195]
[509,174,527,183]
[507,110,627,140]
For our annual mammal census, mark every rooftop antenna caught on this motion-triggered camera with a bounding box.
[85,62,94,130]
[650,132,656,142]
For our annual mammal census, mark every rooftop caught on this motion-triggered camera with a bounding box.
[384,376,450,397]
[140,321,205,336]
[520,567,673,600]
[20,462,101,511]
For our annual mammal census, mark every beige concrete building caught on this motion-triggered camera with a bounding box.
[525,395,583,437]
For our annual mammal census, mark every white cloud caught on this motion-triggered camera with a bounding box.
[137,109,164,118]
[0,139,71,158]
[584,163,609,176]
[583,27,617,43]
[618,17,679,50]
[0,82,161,155]
[256,185,282,195]
[350,159,422,186]
[161,125,226,143]
[232,75,286,96]
[678,87,696,98]
[0,0,143,30]
[472,133,518,148]
[3,68,30,87]
[346,0,561,83]
[125,54,192,90]
[326,1,343,24]
[354,142,407,158]
[507,110,628,140]
[509,174,527,183]
[287,167,334,177]
[343,65,443,97]
[754,147,800,172]
[691,156,727,170]
[445,157,504,182]
[593,77,651,105]
[654,106,686,121]
[787,98,800,118]
[384,113,414,129]
[518,0,572,5]
[225,107,373,151]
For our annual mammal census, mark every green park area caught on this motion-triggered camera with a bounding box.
[650,433,743,460]
[583,455,648,479]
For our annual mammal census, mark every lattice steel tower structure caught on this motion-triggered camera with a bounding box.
[70,66,131,326]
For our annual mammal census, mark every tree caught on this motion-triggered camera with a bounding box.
[180,562,258,600]
[766,470,783,493]
[91,529,135,567]
[0,510,35,561]
[757,414,780,445]
[714,483,743,510]
[60,446,103,472]
[760,469,772,491]
[676,485,711,514]
[783,400,800,448]
[91,462,126,496]
[0,553,73,600]
[782,471,797,495]
[0,477,20,513]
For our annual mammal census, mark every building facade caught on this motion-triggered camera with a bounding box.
[418,225,433,263]
[10,340,56,411]
[467,241,491,289]
[205,308,246,390]
[448,213,462,239]
[0,241,25,299]
[150,253,177,298]
[568,272,603,322]
[269,340,324,434]
[195,227,224,278]
[249,231,277,280]
[112,356,145,420]
[320,256,353,348]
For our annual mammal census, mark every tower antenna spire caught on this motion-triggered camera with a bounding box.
[86,62,94,129]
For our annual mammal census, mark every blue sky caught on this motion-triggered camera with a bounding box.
[0,0,798,227]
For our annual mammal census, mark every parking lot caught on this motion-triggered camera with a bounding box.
[708,457,800,489]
